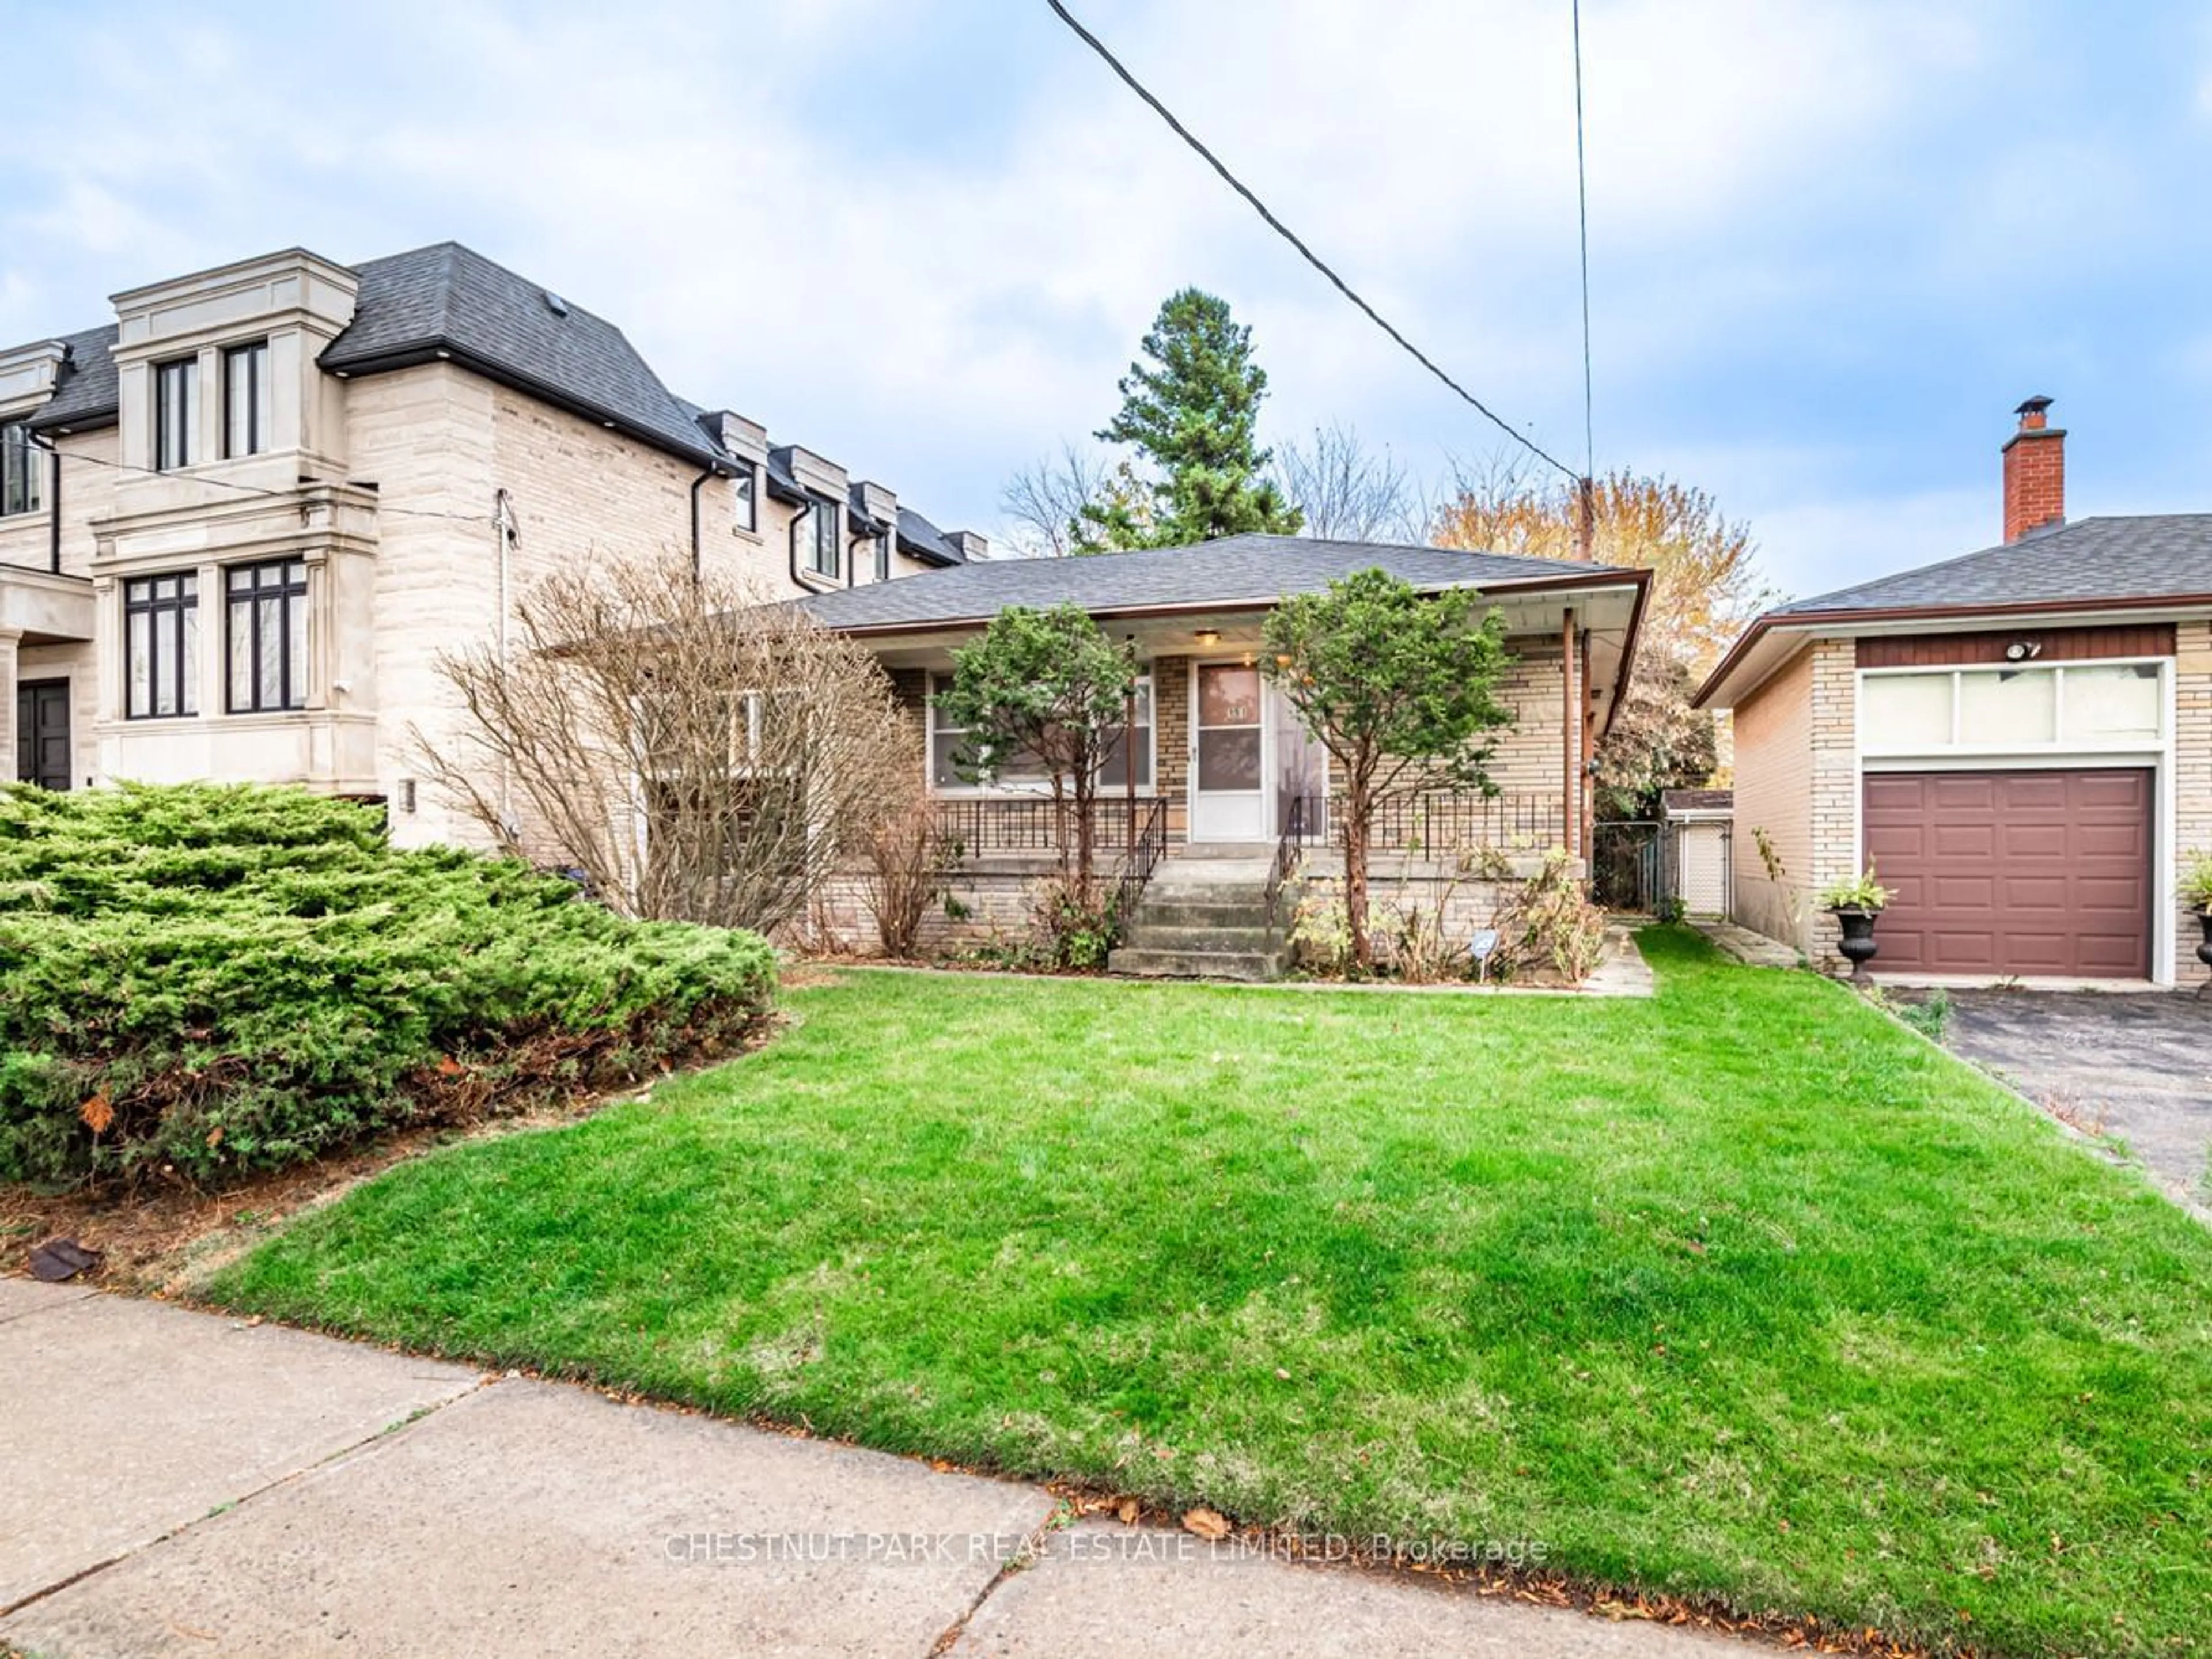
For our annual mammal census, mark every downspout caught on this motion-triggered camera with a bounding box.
[788,501,811,589]
[1560,607,1577,863]
[27,430,60,573]
[688,465,716,585]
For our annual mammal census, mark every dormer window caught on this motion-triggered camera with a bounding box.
[0,422,39,517]
[809,499,841,579]
[154,357,199,471]
[222,339,271,458]
[733,464,757,534]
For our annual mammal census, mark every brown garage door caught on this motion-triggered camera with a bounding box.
[1862,769,2152,978]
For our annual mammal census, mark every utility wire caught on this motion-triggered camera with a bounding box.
[1573,0,1594,483]
[1045,0,1582,482]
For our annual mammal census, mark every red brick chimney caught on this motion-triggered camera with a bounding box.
[2002,395,2065,542]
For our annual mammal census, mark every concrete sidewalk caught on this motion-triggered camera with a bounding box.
[1,1281,1749,1657]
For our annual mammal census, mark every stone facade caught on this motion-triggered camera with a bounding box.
[0,244,968,839]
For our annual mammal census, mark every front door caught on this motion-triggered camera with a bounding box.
[1190,661,1266,840]
[15,679,70,790]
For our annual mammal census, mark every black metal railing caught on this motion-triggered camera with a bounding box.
[1266,792,1322,925]
[1337,789,1566,854]
[931,794,1171,859]
[1112,796,1171,925]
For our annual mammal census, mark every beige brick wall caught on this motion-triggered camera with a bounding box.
[2177,619,2212,988]
[1728,645,1814,955]
[0,425,115,580]
[1806,638,1860,972]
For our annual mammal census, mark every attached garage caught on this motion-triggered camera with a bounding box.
[1863,768,2153,979]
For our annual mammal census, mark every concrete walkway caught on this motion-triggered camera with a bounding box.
[0,1281,1752,1658]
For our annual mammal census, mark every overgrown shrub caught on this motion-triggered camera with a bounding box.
[857,786,957,959]
[1491,848,1609,983]
[0,783,777,1187]
[1028,878,1122,971]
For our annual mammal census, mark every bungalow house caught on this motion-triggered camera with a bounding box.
[1696,399,2212,990]
[799,533,1650,974]
[0,241,980,849]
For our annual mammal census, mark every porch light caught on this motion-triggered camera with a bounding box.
[1193,628,1221,647]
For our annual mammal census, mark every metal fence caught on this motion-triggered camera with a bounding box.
[1591,820,1734,917]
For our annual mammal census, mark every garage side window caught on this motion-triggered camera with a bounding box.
[1861,662,2165,755]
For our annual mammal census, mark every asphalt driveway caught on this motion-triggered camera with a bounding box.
[1929,988,2212,1214]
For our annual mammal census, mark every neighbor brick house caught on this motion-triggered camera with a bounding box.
[798,536,1650,971]
[0,242,980,847]
[1697,398,2212,988]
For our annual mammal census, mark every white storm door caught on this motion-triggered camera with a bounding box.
[1190,661,1267,840]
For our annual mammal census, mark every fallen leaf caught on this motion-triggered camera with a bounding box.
[1181,1507,1230,1541]
[1116,1497,1139,1526]
[80,1092,113,1135]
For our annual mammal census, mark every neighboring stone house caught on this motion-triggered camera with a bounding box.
[0,241,980,848]
[797,535,1650,971]
[1696,398,2212,988]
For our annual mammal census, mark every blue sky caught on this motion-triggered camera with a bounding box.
[2,1,2207,599]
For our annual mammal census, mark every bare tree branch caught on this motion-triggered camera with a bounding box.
[1275,423,1424,544]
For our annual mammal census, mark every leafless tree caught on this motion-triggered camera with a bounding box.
[1275,423,1425,544]
[419,549,908,935]
[998,441,1112,558]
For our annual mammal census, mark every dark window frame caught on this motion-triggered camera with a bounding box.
[873,529,890,583]
[222,339,271,459]
[123,572,199,719]
[154,355,199,472]
[0,421,40,517]
[808,498,841,579]
[733,464,758,534]
[224,557,310,713]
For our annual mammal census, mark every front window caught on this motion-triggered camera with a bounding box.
[808,500,840,578]
[222,339,271,458]
[154,357,199,471]
[1860,661,2166,753]
[226,559,310,711]
[733,465,757,533]
[1,422,40,517]
[929,673,1153,791]
[874,532,890,583]
[124,572,199,718]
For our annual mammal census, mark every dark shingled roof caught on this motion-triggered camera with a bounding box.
[895,506,964,568]
[6,242,971,543]
[797,533,1634,631]
[25,325,121,434]
[1772,515,2212,615]
[320,243,724,465]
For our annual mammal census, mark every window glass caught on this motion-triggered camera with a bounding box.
[1,422,40,516]
[930,675,1152,791]
[733,466,757,533]
[1958,666,2056,745]
[2061,662,2162,744]
[226,558,309,711]
[124,572,199,717]
[222,340,271,458]
[1860,672,1953,748]
[155,358,199,471]
[809,502,840,577]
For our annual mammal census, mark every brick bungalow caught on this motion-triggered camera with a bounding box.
[1696,398,2212,988]
[799,535,1650,971]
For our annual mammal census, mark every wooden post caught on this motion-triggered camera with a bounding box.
[1580,628,1596,863]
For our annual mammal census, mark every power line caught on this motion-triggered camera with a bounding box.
[31,438,495,526]
[1573,0,1595,483]
[1044,0,1582,483]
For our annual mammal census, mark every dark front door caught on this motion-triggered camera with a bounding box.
[15,679,71,790]
[1863,768,2153,979]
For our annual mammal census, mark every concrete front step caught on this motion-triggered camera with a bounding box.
[1132,897,1276,929]
[1120,922,1278,955]
[1107,945,1282,982]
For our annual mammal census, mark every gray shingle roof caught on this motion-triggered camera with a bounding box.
[321,243,723,465]
[797,533,1632,630]
[5,243,969,543]
[1773,515,2212,615]
[25,325,120,433]
[895,506,964,567]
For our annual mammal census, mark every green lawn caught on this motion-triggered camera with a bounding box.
[212,930,2212,1655]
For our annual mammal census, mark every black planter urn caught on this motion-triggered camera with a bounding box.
[2195,909,2212,978]
[1834,906,1881,983]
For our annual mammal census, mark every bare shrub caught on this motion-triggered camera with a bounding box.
[419,548,907,934]
[859,778,957,959]
[1492,849,1609,983]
